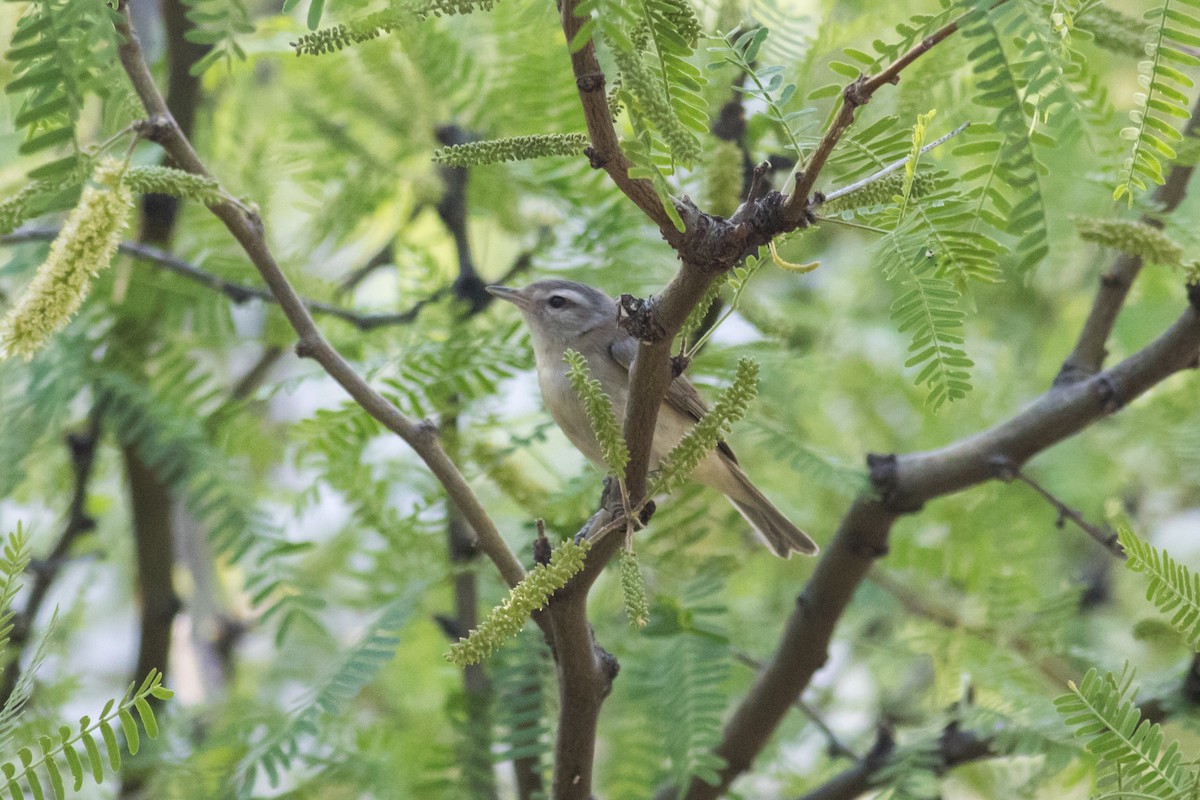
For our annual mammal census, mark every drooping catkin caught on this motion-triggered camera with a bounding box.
[447,539,590,666]
[0,159,133,361]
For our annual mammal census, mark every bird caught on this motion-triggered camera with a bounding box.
[486,278,818,558]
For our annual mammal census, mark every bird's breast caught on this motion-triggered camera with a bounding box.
[536,357,617,467]
[533,351,730,489]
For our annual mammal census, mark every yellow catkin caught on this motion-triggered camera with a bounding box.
[447,539,590,666]
[0,159,133,361]
[619,549,650,629]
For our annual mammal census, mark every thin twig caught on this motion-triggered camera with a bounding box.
[867,567,1076,687]
[783,2,1009,225]
[336,242,395,295]
[680,304,1200,799]
[558,0,681,241]
[819,122,970,206]
[732,650,858,760]
[0,227,446,332]
[792,722,992,800]
[1008,468,1124,558]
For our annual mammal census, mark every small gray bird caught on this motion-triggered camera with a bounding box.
[487,279,818,558]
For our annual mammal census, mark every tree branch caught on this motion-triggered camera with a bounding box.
[557,0,682,241]
[432,123,515,800]
[111,1,528,591]
[793,722,993,800]
[732,650,858,760]
[119,8,211,795]
[0,228,486,332]
[867,567,1076,687]
[680,302,1200,798]
[1055,104,1200,385]
[782,2,1008,226]
[1007,468,1123,558]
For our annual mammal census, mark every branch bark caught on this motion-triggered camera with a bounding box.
[799,654,1200,800]
[681,304,1200,798]
[119,9,207,797]
[112,2,528,591]
[558,0,680,241]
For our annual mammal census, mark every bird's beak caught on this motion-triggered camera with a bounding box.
[486,285,531,311]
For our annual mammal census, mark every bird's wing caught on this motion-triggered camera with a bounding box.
[607,334,739,464]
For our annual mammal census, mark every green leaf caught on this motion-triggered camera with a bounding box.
[1118,527,1200,650]
[306,0,325,30]
[134,697,158,739]
[118,709,140,756]
[99,720,121,771]
[79,729,103,784]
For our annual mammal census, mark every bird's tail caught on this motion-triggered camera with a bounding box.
[726,467,819,558]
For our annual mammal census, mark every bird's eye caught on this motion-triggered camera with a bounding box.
[548,295,569,309]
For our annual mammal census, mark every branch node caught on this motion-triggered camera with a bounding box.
[597,645,620,697]
[1188,281,1200,311]
[1093,374,1124,413]
[989,455,1016,482]
[245,208,266,236]
[746,161,772,202]
[852,541,890,559]
[616,293,668,343]
[1100,270,1128,290]
[576,71,605,93]
[638,499,656,526]
[224,283,252,304]
[293,338,319,359]
[1053,358,1099,387]
[584,146,607,170]
[133,115,172,144]
[670,354,690,377]
[415,418,440,442]
[843,76,869,108]
[866,451,897,493]
[65,431,95,462]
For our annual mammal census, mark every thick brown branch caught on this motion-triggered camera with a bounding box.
[542,254,722,800]
[112,2,527,591]
[120,10,209,796]
[682,303,1200,799]
[801,658,1200,800]
[678,498,895,800]
[882,309,1200,507]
